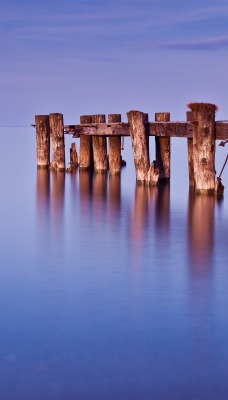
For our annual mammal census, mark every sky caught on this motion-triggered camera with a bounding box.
[1,0,228,125]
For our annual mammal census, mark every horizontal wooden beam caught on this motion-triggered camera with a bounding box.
[64,121,228,140]
[215,121,228,140]
[66,122,193,138]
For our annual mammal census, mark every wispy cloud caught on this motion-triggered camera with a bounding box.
[160,36,228,51]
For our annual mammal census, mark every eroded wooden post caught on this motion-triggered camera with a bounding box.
[35,115,50,168]
[92,114,108,173]
[70,143,78,167]
[108,114,121,175]
[187,111,195,188]
[155,112,170,182]
[49,113,65,170]
[127,110,150,182]
[188,102,217,194]
[80,115,93,169]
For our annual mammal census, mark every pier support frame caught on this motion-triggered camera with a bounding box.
[92,115,108,173]
[49,113,65,170]
[108,114,121,175]
[35,115,50,168]
[188,102,217,194]
[155,112,170,183]
[80,115,93,169]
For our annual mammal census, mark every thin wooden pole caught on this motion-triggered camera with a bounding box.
[49,113,65,170]
[108,114,121,175]
[80,115,93,169]
[186,111,195,188]
[188,102,217,194]
[155,112,170,182]
[127,111,150,182]
[92,114,108,172]
[35,115,50,168]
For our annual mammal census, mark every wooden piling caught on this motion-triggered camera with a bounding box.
[35,115,50,168]
[70,143,78,167]
[186,111,195,188]
[49,113,65,170]
[188,102,217,194]
[80,115,93,169]
[108,114,121,175]
[92,114,108,173]
[127,111,150,182]
[155,112,170,182]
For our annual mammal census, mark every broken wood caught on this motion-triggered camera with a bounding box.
[79,115,93,169]
[155,112,170,182]
[92,115,108,172]
[188,102,217,194]
[127,110,150,182]
[35,115,50,168]
[49,113,65,170]
[70,143,78,166]
[108,114,121,175]
[187,111,195,188]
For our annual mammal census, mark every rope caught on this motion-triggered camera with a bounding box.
[121,136,124,150]
[218,154,228,178]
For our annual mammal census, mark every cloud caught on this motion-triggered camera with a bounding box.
[160,36,228,51]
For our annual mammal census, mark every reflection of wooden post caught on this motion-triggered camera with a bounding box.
[108,114,121,175]
[188,102,217,194]
[35,115,50,168]
[51,171,65,210]
[109,174,121,208]
[155,112,170,182]
[127,111,150,182]
[92,115,108,172]
[49,113,65,170]
[188,192,215,269]
[36,168,50,208]
[80,115,93,169]
[187,111,195,188]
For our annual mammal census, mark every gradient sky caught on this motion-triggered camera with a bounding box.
[1,0,228,125]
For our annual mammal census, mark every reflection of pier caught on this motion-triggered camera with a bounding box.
[36,169,65,228]
[36,168,50,214]
[130,183,170,253]
[188,192,215,271]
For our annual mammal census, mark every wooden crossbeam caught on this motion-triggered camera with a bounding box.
[64,121,228,140]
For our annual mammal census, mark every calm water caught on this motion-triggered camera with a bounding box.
[0,129,228,399]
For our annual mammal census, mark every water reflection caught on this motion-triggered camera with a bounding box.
[130,183,170,256]
[154,183,170,236]
[36,168,50,214]
[188,191,215,272]
[36,169,218,274]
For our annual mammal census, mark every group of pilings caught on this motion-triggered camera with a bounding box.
[35,102,223,195]
[35,113,123,175]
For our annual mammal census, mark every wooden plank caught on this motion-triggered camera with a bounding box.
[215,121,228,140]
[66,121,228,140]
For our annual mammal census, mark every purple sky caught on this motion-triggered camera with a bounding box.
[1,0,228,125]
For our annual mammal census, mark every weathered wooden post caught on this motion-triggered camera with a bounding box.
[49,113,65,170]
[80,115,93,169]
[127,111,150,182]
[188,102,217,194]
[35,115,50,168]
[186,111,195,188]
[70,143,78,167]
[127,110,158,184]
[108,114,121,175]
[155,112,170,182]
[92,114,108,172]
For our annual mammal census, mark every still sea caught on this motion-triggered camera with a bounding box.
[0,128,228,399]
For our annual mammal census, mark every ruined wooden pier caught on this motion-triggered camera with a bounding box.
[35,103,228,195]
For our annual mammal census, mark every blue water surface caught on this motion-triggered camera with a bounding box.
[0,129,227,399]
